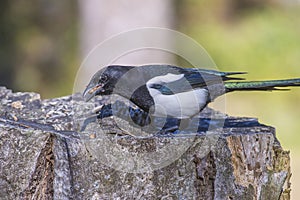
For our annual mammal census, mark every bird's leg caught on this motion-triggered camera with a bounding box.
[178,118,191,130]
[159,124,179,134]
[96,104,113,119]
[93,101,153,135]
[153,117,179,134]
[128,105,151,127]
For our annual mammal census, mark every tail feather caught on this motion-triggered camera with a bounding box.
[223,71,247,76]
[225,78,300,92]
[222,71,247,81]
[199,69,247,77]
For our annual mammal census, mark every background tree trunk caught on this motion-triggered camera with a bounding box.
[78,0,175,69]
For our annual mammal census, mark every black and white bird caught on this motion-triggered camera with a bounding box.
[83,65,300,120]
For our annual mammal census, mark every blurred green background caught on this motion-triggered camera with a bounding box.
[1,0,300,198]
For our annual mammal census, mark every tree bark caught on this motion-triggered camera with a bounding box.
[0,87,291,199]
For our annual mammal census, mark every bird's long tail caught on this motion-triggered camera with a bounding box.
[225,78,300,92]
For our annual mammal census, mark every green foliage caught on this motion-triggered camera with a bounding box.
[0,0,78,98]
[179,5,300,197]
[180,4,300,150]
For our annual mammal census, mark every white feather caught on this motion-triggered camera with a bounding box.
[146,73,208,118]
[147,73,184,85]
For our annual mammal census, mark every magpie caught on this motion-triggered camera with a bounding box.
[83,65,300,120]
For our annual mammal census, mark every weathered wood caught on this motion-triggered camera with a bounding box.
[0,87,291,199]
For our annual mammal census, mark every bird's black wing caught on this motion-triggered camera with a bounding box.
[153,67,245,95]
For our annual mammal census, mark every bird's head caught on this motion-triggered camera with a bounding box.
[83,65,133,101]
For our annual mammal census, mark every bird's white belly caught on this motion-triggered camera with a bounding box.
[151,88,208,118]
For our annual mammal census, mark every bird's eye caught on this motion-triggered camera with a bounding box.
[99,75,107,83]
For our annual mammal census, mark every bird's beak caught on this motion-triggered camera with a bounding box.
[83,84,103,102]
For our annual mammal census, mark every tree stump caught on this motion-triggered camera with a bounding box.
[0,87,291,199]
